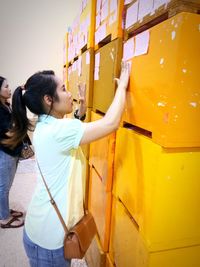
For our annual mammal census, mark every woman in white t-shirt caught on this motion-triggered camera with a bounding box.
[2,63,129,267]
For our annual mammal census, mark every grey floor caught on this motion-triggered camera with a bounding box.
[0,158,88,267]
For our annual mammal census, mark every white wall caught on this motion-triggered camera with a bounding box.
[0,0,81,90]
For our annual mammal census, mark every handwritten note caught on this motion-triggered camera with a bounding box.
[134,30,150,57]
[124,0,133,4]
[125,1,138,29]
[95,52,100,67]
[78,56,82,76]
[138,0,154,21]
[109,10,117,25]
[154,0,170,10]
[123,37,135,61]
[101,0,109,22]
[110,0,118,13]
[96,12,101,29]
[95,23,106,44]
[86,51,90,65]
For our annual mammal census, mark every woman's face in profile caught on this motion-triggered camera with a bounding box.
[51,76,73,118]
[0,80,11,101]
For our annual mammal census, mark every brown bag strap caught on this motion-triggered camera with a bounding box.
[36,160,70,234]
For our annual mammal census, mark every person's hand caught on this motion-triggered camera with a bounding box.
[77,83,86,104]
[114,61,130,89]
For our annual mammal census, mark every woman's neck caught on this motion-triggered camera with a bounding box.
[0,98,7,105]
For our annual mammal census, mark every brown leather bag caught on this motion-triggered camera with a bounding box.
[63,212,96,259]
[37,161,97,259]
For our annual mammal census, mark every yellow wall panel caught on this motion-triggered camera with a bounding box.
[109,197,200,267]
[113,127,200,251]
[89,111,115,191]
[85,235,106,267]
[88,166,112,252]
[78,48,94,107]
[80,0,96,50]
[93,38,122,113]
[123,13,200,147]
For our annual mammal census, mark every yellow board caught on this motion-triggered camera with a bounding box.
[68,49,94,107]
[89,111,115,191]
[105,253,114,267]
[88,166,112,252]
[113,126,200,251]
[123,12,200,147]
[77,48,94,107]
[93,38,122,113]
[79,0,96,50]
[63,32,68,66]
[85,235,106,267]
[124,0,200,36]
[67,62,78,100]
[95,0,124,48]
[109,197,200,267]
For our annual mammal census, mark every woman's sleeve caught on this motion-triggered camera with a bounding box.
[52,118,85,151]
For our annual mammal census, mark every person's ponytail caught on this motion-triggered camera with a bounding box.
[1,86,32,149]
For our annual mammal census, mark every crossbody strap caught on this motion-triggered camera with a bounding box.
[36,160,69,234]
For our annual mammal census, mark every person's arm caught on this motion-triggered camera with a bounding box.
[80,61,130,145]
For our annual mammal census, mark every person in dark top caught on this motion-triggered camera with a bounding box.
[0,76,24,228]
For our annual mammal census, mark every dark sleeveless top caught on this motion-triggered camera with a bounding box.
[0,102,30,157]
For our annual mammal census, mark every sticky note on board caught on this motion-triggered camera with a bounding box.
[78,56,82,76]
[94,67,100,80]
[154,0,170,10]
[134,30,150,57]
[109,10,117,26]
[95,52,100,67]
[110,0,118,13]
[86,51,90,65]
[125,1,138,29]
[95,23,106,44]
[96,12,101,29]
[138,0,154,21]
[101,0,109,22]
[97,0,101,13]
[124,0,133,4]
[123,37,135,61]
[72,61,77,72]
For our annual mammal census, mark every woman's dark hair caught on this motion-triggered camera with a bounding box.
[2,70,59,148]
[0,76,6,90]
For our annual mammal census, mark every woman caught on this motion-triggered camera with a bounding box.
[3,62,129,266]
[0,76,24,228]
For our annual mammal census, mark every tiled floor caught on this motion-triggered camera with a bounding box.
[0,158,88,267]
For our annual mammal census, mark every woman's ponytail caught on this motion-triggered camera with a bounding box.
[1,86,32,149]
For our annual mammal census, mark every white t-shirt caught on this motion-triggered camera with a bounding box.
[25,114,86,249]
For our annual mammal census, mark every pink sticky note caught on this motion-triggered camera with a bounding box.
[101,0,109,22]
[86,51,90,65]
[138,0,154,21]
[134,30,150,57]
[78,56,82,76]
[94,67,100,80]
[95,52,100,67]
[95,23,106,44]
[125,1,138,29]
[96,12,101,29]
[123,37,135,61]
[154,0,169,10]
[110,0,118,13]
[124,0,133,4]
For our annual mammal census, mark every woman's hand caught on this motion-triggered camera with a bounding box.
[77,83,86,104]
[115,61,130,90]
[76,83,87,118]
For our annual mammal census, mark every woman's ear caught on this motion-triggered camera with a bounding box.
[43,95,53,107]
